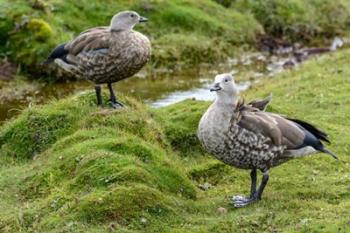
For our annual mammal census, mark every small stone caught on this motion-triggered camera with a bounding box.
[216,207,227,215]
[58,156,63,160]
[140,217,148,225]
[198,182,212,191]
[108,222,119,231]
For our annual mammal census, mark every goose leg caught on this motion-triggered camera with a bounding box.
[250,169,257,198]
[232,170,269,208]
[256,170,269,200]
[231,169,257,204]
[107,83,124,108]
[95,85,103,107]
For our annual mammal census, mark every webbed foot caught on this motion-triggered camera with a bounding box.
[110,100,124,109]
[231,195,259,208]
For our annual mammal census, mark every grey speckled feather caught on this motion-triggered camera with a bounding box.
[198,73,338,207]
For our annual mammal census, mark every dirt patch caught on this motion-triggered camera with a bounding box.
[0,60,16,81]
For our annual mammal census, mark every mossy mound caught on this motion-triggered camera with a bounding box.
[154,99,209,157]
[0,93,197,232]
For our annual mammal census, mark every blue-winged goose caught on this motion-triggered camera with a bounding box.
[44,11,151,108]
[198,73,338,208]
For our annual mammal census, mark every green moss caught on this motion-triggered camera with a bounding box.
[189,160,232,185]
[152,34,234,68]
[0,94,95,159]
[75,185,174,223]
[27,18,53,42]
[154,99,209,156]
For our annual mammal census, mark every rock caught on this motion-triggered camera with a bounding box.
[0,61,16,81]
[216,207,227,215]
[198,182,212,191]
[140,217,148,225]
[107,222,119,231]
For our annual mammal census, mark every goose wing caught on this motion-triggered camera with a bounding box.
[79,26,108,36]
[238,110,305,149]
[44,28,111,64]
[247,93,272,111]
[236,102,337,159]
[65,29,111,56]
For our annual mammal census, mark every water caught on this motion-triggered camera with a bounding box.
[0,56,264,124]
[0,45,340,125]
[150,81,251,107]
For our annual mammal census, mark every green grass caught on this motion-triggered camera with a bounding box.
[1,49,350,232]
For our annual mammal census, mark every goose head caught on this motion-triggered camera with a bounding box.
[110,11,148,31]
[210,73,239,105]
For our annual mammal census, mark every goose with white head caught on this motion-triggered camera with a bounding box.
[44,11,151,108]
[198,73,338,207]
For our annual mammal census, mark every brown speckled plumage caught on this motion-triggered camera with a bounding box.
[45,11,151,107]
[64,29,150,84]
[198,73,337,207]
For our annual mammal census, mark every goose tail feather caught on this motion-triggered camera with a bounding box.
[320,147,338,160]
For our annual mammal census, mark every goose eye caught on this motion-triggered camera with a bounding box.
[224,79,228,82]
[130,14,135,18]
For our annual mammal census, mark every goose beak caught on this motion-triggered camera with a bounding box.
[210,83,222,92]
[139,16,148,23]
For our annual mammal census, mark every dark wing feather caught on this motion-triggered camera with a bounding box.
[43,43,69,64]
[287,118,330,143]
[248,93,272,111]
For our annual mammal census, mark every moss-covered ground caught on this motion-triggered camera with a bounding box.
[0,47,349,232]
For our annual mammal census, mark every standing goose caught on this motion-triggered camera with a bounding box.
[198,73,338,208]
[44,11,151,108]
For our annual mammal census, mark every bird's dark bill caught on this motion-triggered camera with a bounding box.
[139,17,148,23]
[210,83,222,92]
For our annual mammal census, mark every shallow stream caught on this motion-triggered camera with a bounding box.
[0,45,341,125]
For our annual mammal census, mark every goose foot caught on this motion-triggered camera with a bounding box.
[231,195,259,208]
[110,100,124,109]
[107,83,124,108]
[231,170,269,208]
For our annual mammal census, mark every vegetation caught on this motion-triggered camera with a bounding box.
[232,0,350,42]
[1,49,349,232]
[0,0,261,74]
[2,0,350,77]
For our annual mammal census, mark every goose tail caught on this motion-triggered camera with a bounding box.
[43,43,68,65]
[320,147,338,160]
